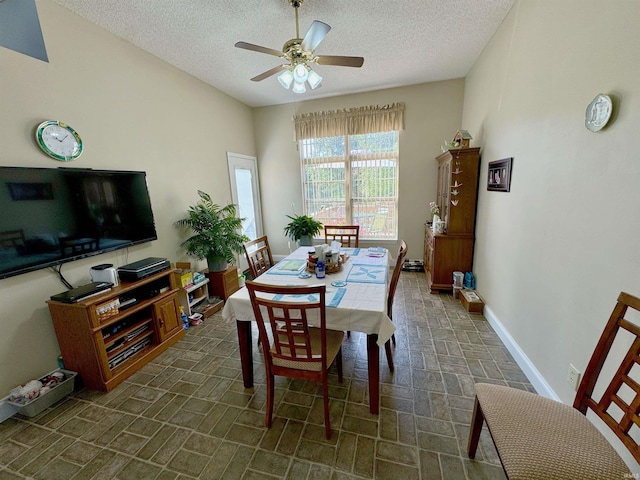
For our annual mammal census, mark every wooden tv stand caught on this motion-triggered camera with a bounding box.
[47,268,185,392]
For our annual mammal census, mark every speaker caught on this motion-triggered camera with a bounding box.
[90,264,119,286]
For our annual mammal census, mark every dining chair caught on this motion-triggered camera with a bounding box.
[383,240,408,372]
[468,291,639,479]
[243,235,274,280]
[245,281,344,439]
[324,225,359,247]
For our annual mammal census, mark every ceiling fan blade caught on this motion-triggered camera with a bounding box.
[301,21,331,52]
[316,55,364,67]
[250,65,286,82]
[235,41,283,58]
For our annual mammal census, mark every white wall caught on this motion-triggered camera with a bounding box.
[253,81,466,259]
[462,0,640,468]
[0,0,256,393]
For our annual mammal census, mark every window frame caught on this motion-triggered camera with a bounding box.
[299,131,399,241]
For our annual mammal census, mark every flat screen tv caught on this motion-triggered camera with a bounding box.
[0,166,158,279]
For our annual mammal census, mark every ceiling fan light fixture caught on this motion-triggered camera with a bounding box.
[307,69,322,89]
[292,80,307,94]
[235,0,363,93]
[293,63,309,83]
[278,68,294,89]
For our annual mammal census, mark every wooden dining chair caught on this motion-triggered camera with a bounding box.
[245,281,344,439]
[384,240,407,372]
[243,236,274,279]
[324,225,359,247]
[468,291,640,479]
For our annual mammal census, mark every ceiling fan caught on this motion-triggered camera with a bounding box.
[235,0,364,93]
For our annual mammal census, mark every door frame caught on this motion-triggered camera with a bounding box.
[227,152,263,273]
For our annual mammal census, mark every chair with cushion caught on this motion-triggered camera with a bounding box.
[383,240,407,372]
[243,235,274,279]
[246,281,344,439]
[324,225,359,247]
[468,291,639,479]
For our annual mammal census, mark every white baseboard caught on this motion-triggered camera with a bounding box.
[482,305,560,401]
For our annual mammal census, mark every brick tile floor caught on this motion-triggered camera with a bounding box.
[0,272,533,479]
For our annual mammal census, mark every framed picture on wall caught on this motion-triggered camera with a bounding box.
[487,157,513,192]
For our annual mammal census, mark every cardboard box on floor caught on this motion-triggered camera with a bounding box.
[460,289,484,314]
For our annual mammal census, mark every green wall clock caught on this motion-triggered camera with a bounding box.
[35,120,83,161]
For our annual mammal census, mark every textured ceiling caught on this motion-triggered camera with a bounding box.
[51,0,515,108]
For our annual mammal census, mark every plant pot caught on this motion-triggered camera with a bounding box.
[298,235,313,247]
[207,256,228,272]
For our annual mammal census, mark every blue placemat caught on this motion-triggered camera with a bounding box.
[341,247,361,256]
[266,259,306,275]
[346,265,387,284]
[272,288,346,308]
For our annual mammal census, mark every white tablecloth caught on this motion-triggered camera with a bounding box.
[222,246,395,346]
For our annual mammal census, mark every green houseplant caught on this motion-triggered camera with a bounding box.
[174,190,249,272]
[283,214,323,247]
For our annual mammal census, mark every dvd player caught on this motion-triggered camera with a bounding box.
[51,282,113,303]
[117,257,170,281]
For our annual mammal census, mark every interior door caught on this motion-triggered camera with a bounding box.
[227,152,263,273]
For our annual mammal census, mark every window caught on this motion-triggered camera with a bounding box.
[300,131,399,240]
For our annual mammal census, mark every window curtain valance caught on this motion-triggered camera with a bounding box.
[293,102,405,141]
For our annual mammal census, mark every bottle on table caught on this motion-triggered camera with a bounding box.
[315,261,325,279]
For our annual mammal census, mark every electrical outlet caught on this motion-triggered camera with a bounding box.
[567,364,581,391]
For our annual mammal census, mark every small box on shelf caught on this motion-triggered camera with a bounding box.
[95,298,120,322]
[172,262,193,288]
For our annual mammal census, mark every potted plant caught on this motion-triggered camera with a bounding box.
[174,190,249,272]
[283,214,323,247]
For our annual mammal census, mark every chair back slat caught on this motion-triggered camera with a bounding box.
[267,305,314,361]
[387,240,408,318]
[324,225,359,247]
[246,282,327,370]
[574,291,640,463]
[243,236,274,279]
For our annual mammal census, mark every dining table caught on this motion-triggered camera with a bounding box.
[222,245,396,414]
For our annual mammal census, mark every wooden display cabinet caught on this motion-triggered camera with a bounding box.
[425,147,480,293]
[47,269,185,392]
[206,266,240,301]
[424,225,474,293]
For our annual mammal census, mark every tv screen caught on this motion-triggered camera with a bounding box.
[0,166,158,279]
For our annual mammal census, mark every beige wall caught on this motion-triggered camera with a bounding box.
[253,81,465,259]
[462,0,640,467]
[0,0,256,393]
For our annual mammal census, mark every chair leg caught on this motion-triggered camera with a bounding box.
[322,375,331,439]
[467,396,485,458]
[384,339,394,372]
[265,373,275,428]
[347,331,351,339]
[337,348,343,383]
[391,332,396,346]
